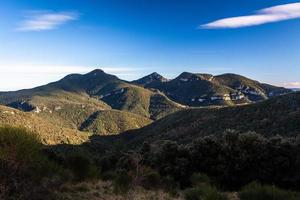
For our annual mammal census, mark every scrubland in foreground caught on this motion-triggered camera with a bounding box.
[0,126,299,200]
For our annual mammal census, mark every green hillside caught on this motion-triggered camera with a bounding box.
[121,92,300,146]
[100,83,183,119]
[22,91,110,130]
[0,105,89,144]
[80,110,152,135]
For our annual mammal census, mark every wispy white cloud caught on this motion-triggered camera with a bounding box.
[283,82,300,88]
[16,11,78,31]
[201,2,300,29]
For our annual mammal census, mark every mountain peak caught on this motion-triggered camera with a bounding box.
[217,73,246,79]
[150,72,161,76]
[177,72,213,81]
[178,72,194,77]
[175,72,199,81]
[148,72,167,80]
[132,72,168,86]
[86,69,105,75]
[174,72,215,83]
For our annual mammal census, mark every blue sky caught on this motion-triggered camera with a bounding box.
[0,0,300,90]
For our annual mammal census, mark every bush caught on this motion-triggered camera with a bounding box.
[98,152,120,173]
[190,173,211,186]
[0,126,63,200]
[0,126,50,173]
[113,171,132,194]
[141,170,161,189]
[184,184,227,200]
[65,152,99,181]
[239,182,300,200]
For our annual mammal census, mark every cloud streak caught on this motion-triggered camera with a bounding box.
[16,11,78,31]
[283,82,300,88]
[201,2,300,29]
[0,64,143,91]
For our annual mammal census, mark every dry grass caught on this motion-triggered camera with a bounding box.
[55,180,183,200]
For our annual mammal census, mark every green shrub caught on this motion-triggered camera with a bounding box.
[0,126,63,200]
[0,126,46,171]
[141,170,161,189]
[190,173,211,186]
[66,152,99,181]
[113,171,132,194]
[239,182,300,200]
[98,152,119,173]
[184,184,227,200]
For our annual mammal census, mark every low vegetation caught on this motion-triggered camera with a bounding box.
[239,182,300,200]
[133,132,300,189]
[1,92,300,199]
[184,185,227,200]
[0,126,64,200]
[0,126,299,199]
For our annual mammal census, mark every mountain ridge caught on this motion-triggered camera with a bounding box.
[134,71,291,106]
[0,69,183,137]
[0,69,292,140]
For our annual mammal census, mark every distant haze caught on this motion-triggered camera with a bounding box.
[0,66,298,92]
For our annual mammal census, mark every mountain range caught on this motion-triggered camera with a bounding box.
[133,72,291,106]
[0,69,294,144]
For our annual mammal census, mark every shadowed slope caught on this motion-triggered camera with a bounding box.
[120,92,300,146]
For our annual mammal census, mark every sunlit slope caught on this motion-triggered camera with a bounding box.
[80,109,152,135]
[0,105,89,145]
